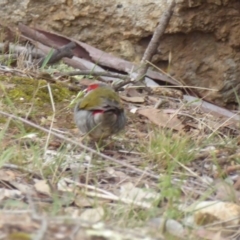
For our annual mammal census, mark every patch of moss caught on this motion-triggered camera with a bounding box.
[0,75,74,129]
[0,75,72,107]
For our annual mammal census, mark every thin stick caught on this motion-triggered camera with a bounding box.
[60,70,128,79]
[66,178,152,208]
[64,178,118,197]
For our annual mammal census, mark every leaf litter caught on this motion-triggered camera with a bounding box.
[0,23,240,240]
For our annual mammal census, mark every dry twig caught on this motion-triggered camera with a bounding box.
[60,70,128,79]
[136,0,176,82]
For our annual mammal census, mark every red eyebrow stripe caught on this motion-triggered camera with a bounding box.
[87,84,99,91]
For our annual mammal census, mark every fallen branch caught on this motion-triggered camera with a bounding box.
[18,23,179,85]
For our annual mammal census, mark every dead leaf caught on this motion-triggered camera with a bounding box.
[0,188,21,201]
[106,167,128,182]
[120,95,145,103]
[194,201,240,225]
[119,182,159,207]
[79,207,104,223]
[138,107,184,131]
[124,88,143,97]
[34,180,51,197]
[0,169,16,181]
[75,195,95,208]
[193,201,240,234]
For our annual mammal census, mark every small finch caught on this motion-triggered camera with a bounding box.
[74,83,126,139]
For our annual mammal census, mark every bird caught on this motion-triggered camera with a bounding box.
[74,83,126,140]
